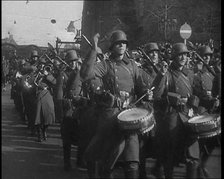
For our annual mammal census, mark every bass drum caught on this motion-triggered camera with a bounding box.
[117,107,155,134]
[186,114,221,139]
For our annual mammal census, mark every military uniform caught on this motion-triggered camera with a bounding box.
[76,77,103,172]
[192,46,220,178]
[55,70,69,123]
[152,43,200,179]
[82,47,148,178]
[34,72,56,141]
[138,42,166,178]
[58,50,83,171]
[193,66,215,113]
[58,69,80,170]
[20,60,38,134]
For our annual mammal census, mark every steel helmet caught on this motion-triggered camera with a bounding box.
[109,30,128,50]
[171,43,189,59]
[65,50,79,62]
[144,43,159,54]
[198,45,213,57]
[30,50,39,57]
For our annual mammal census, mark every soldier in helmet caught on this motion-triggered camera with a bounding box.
[193,45,217,113]
[81,30,153,179]
[56,49,83,171]
[152,43,201,178]
[142,43,160,80]
[34,58,56,142]
[29,50,39,65]
[137,42,169,179]
[192,45,220,178]
[19,50,39,135]
[140,42,168,87]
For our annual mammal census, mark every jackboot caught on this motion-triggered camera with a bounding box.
[163,162,174,179]
[63,143,71,171]
[42,125,48,141]
[87,161,99,179]
[139,161,147,178]
[99,167,114,179]
[186,161,199,179]
[125,169,139,179]
[36,125,43,142]
[151,161,165,179]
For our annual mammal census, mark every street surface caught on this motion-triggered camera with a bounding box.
[2,84,221,179]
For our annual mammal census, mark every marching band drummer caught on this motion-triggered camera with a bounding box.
[80,30,153,179]
[137,42,169,179]
[152,43,201,179]
[192,45,220,178]
[34,58,56,142]
[193,45,218,114]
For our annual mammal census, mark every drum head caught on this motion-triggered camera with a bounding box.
[117,108,149,122]
[188,115,218,124]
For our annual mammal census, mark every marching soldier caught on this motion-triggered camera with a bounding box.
[152,43,201,179]
[57,50,82,171]
[81,30,153,179]
[193,45,217,114]
[76,49,105,172]
[34,59,56,142]
[12,59,27,121]
[137,42,168,179]
[142,43,161,81]
[193,45,220,178]
[20,50,39,135]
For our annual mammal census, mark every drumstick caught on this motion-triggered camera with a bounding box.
[132,87,155,106]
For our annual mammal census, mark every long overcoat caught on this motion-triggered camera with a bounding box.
[152,62,200,167]
[82,50,147,170]
[35,74,56,125]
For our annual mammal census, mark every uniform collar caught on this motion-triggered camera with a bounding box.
[122,54,130,64]
[170,62,189,76]
[109,53,130,65]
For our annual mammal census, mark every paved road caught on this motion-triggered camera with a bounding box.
[2,84,221,179]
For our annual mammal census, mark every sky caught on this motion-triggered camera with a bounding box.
[2,0,84,47]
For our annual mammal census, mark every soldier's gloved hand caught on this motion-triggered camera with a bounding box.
[72,96,81,105]
[205,91,213,100]
[93,33,100,50]
[213,98,220,108]
[144,87,154,101]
